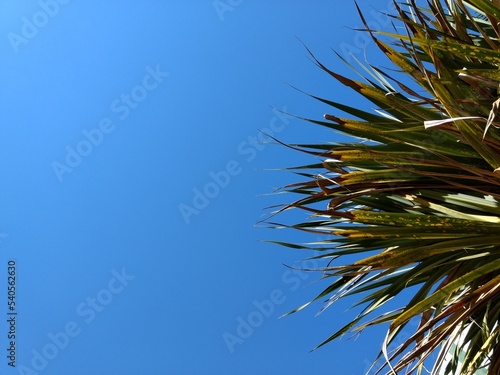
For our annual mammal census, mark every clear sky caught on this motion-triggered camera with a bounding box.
[0,1,403,374]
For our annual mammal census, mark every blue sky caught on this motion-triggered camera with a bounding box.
[0,1,404,374]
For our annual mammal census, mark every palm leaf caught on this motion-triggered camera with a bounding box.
[265,1,500,374]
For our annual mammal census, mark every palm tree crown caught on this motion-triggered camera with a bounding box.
[266,1,500,374]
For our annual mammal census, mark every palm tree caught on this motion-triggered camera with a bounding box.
[265,1,500,374]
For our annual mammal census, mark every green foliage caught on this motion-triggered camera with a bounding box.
[265,1,500,374]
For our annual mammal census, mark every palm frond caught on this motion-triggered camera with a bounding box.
[266,1,500,374]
